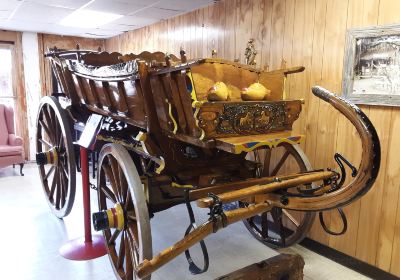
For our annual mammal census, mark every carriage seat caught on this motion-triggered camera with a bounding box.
[0,104,24,175]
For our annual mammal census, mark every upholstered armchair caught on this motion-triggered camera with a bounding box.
[0,104,24,175]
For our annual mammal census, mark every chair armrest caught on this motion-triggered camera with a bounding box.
[8,134,23,146]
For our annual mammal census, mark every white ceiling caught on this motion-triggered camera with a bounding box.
[0,0,215,38]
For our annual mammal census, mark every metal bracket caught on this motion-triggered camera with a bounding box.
[207,193,228,233]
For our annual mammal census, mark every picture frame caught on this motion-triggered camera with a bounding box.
[343,24,400,106]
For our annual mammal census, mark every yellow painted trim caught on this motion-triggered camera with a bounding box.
[166,98,178,134]
[283,76,287,100]
[233,136,303,154]
[105,209,114,228]
[193,105,205,140]
[171,182,194,189]
[135,131,147,142]
[115,203,125,231]
[155,156,165,174]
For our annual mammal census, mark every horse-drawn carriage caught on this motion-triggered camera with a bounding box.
[36,48,380,279]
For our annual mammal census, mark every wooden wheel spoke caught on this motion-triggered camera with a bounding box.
[49,167,58,201]
[126,226,140,267]
[39,138,52,149]
[58,131,63,148]
[118,165,128,204]
[117,232,126,269]
[102,164,121,201]
[127,211,137,222]
[282,209,300,227]
[44,166,55,181]
[39,119,53,144]
[124,230,134,278]
[60,166,68,207]
[101,185,117,203]
[54,119,60,147]
[127,226,140,254]
[124,190,131,212]
[59,171,66,208]
[107,155,122,199]
[271,150,290,176]
[59,160,69,180]
[55,171,61,209]
[43,106,55,135]
[108,229,121,245]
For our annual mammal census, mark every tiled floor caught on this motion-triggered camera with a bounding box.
[0,164,371,280]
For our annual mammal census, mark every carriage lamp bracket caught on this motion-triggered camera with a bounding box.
[207,193,228,233]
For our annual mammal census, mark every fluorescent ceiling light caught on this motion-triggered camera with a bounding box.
[60,9,122,28]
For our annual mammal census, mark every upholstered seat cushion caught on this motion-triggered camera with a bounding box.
[0,145,24,157]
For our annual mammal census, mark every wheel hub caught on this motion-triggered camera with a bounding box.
[36,147,59,166]
[93,203,125,231]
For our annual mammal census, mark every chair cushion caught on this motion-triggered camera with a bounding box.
[0,105,8,145]
[0,145,23,157]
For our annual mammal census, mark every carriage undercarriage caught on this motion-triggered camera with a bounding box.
[35,49,380,279]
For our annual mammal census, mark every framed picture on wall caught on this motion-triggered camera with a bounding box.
[343,24,400,106]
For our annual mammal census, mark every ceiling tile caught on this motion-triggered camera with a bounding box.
[12,2,72,23]
[26,0,89,9]
[0,0,21,11]
[154,0,213,11]
[101,22,138,32]
[85,0,145,16]
[135,7,182,19]
[113,15,158,27]
[113,0,160,5]
[0,10,13,19]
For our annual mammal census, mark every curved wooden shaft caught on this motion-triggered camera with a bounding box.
[196,171,334,208]
[136,203,273,279]
[269,86,381,211]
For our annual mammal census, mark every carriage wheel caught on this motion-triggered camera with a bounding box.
[97,144,152,280]
[36,96,76,218]
[242,143,315,248]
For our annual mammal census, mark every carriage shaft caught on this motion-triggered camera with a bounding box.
[196,170,335,208]
[188,172,323,201]
[136,202,273,279]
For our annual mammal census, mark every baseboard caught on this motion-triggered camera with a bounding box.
[300,238,399,280]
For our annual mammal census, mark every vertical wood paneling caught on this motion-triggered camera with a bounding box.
[235,0,253,63]
[104,0,400,276]
[268,0,286,70]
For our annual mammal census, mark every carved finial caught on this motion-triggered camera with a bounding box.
[98,46,102,52]
[165,52,172,67]
[245,38,257,66]
[212,49,217,58]
[76,43,80,50]
[180,47,187,63]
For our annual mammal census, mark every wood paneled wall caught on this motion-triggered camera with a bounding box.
[105,0,400,276]
[0,30,29,158]
[38,34,105,97]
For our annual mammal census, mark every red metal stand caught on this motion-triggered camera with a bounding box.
[59,147,107,260]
